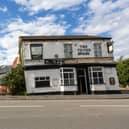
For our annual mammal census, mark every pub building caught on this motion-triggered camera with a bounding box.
[19,35,120,94]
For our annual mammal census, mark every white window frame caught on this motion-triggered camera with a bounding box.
[35,76,50,88]
[88,67,104,85]
[60,67,76,86]
[94,43,102,57]
[30,44,43,60]
[64,44,73,58]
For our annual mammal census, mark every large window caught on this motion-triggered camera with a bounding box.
[64,44,73,58]
[60,68,75,86]
[30,44,43,60]
[94,43,102,57]
[35,76,50,88]
[88,67,104,85]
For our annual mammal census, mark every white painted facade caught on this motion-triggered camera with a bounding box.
[90,67,119,92]
[24,68,77,93]
[20,35,120,94]
[22,39,113,66]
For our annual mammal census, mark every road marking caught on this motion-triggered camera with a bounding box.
[80,105,129,107]
[0,105,44,108]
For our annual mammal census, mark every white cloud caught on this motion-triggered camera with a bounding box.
[0,15,68,65]
[12,0,86,14]
[73,0,129,59]
[0,6,7,12]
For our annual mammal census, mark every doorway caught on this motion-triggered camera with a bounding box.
[77,68,90,94]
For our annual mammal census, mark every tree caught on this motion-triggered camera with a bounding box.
[2,64,26,95]
[116,57,129,87]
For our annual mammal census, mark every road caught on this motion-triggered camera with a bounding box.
[0,99,129,129]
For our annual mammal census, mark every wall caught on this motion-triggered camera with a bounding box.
[90,67,119,92]
[25,69,60,93]
[104,67,119,91]
[22,39,113,66]
[24,69,77,93]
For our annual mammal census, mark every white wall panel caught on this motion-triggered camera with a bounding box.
[104,67,119,90]
[25,69,60,93]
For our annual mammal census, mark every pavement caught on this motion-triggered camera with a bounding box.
[0,94,129,100]
[0,99,129,129]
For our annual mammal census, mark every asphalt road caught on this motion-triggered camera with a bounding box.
[0,99,129,129]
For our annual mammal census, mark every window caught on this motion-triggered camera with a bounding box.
[35,76,50,88]
[107,42,113,53]
[60,68,75,86]
[94,43,102,57]
[64,44,73,58]
[30,44,43,60]
[88,67,104,85]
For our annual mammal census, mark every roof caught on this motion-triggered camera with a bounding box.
[12,56,20,68]
[19,35,111,42]
[0,65,11,74]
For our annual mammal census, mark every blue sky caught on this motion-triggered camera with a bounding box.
[0,0,129,65]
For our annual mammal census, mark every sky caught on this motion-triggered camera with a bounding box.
[0,0,129,65]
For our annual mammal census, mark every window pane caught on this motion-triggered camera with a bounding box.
[31,46,42,55]
[92,67,102,71]
[64,44,72,58]
[93,72,97,78]
[35,80,50,88]
[94,44,102,57]
[30,44,42,60]
[70,79,75,85]
[64,73,69,79]
[99,78,104,84]
[40,77,45,80]
[98,72,103,77]
[64,79,69,86]
[63,69,73,72]
[46,77,50,80]
[35,77,39,80]
[94,78,98,84]
[69,73,74,78]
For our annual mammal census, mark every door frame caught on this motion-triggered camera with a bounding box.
[77,68,89,94]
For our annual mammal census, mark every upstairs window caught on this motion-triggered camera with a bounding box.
[30,44,43,60]
[64,44,73,58]
[94,43,102,57]
[107,42,113,53]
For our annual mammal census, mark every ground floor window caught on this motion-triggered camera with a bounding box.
[35,76,50,88]
[60,68,75,86]
[88,67,104,85]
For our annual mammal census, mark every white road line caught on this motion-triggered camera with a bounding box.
[80,105,129,107]
[0,105,44,108]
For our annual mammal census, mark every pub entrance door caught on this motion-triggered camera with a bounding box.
[77,68,90,94]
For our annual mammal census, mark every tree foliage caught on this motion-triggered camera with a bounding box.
[116,57,129,87]
[2,64,26,95]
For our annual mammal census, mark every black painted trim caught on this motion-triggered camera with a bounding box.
[92,90,121,94]
[19,35,111,42]
[24,63,116,70]
[28,91,77,95]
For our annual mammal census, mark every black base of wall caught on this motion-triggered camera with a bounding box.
[120,90,129,94]
[28,90,122,95]
[28,91,77,95]
[92,90,121,94]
